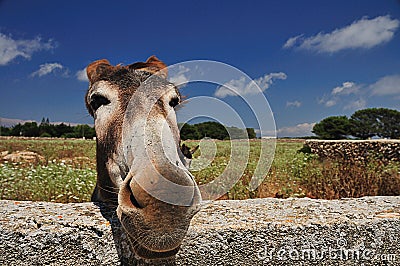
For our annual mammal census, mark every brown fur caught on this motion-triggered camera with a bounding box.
[85,56,200,261]
[128,55,168,78]
[87,55,167,84]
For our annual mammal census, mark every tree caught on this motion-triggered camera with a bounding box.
[5,120,256,140]
[20,122,39,137]
[179,122,255,140]
[180,124,200,140]
[195,121,229,140]
[54,123,73,138]
[0,126,10,136]
[350,108,379,139]
[10,124,23,136]
[39,118,55,137]
[312,116,350,139]
[246,128,256,139]
[74,124,96,139]
[374,108,400,139]
[350,108,400,139]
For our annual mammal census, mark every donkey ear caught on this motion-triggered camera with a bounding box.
[190,145,200,155]
[128,55,168,78]
[87,59,112,83]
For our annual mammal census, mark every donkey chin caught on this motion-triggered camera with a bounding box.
[116,162,202,260]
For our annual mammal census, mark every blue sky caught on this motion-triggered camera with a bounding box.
[0,0,399,137]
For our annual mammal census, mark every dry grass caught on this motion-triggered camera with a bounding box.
[300,158,400,199]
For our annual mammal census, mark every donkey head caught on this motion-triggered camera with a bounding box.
[85,56,201,261]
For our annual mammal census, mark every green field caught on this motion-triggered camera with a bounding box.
[0,138,399,203]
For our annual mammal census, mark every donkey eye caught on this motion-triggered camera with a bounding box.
[90,94,111,112]
[169,97,180,108]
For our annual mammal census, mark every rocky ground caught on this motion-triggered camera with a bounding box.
[305,139,400,163]
[1,197,399,265]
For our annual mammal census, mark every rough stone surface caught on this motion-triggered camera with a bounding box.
[1,151,46,165]
[305,139,400,163]
[1,197,399,265]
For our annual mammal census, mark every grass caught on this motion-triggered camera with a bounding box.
[0,161,96,202]
[0,138,97,203]
[0,137,399,203]
[0,138,96,162]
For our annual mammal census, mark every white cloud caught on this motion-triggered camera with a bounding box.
[283,34,303,49]
[76,68,88,82]
[324,99,337,107]
[319,81,362,108]
[318,93,338,107]
[254,129,277,138]
[31,63,64,77]
[0,117,35,127]
[344,99,366,110]
[215,76,247,97]
[277,122,316,137]
[318,74,400,111]
[284,15,399,53]
[214,72,287,98]
[286,100,302,108]
[370,74,400,96]
[169,65,190,87]
[0,33,55,65]
[331,81,360,95]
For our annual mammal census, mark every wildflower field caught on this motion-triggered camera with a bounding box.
[0,139,96,202]
[0,138,399,203]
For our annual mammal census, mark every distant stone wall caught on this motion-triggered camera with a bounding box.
[1,197,399,265]
[305,139,400,162]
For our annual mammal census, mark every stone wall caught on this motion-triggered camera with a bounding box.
[1,197,399,265]
[305,139,400,162]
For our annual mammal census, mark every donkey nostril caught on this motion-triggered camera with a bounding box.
[127,185,144,209]
[130,194,143,209]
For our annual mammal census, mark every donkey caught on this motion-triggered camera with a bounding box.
[85,56,201,262]
[180,143,199,168]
